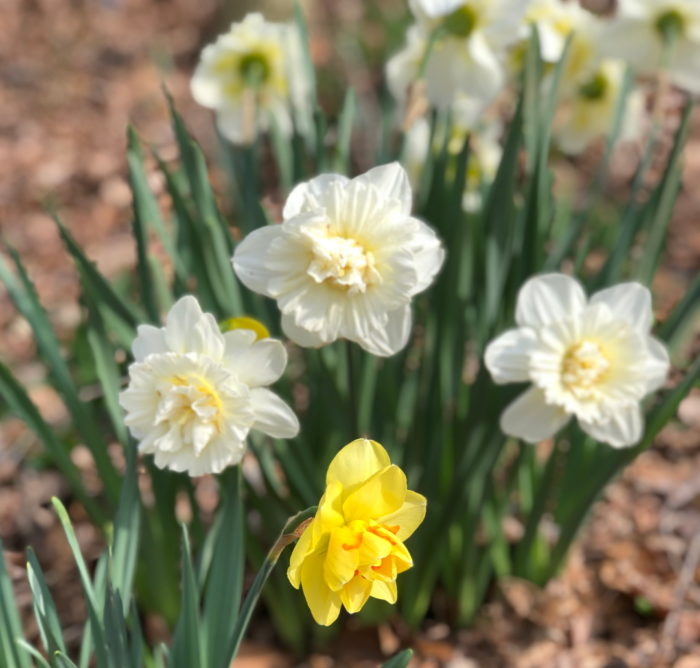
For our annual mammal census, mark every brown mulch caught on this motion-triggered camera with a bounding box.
[1,1,700,666]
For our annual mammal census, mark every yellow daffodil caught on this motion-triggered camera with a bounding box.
[287,439,426,625]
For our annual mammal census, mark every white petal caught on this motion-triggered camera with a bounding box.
[590,282,654,333]
[249,387,300,439]
[216,106,249,145]
[223,332,288,387]
[283,174,350,219]
[281,312,329,348]
[500,387,570,443]
[579,404,643,448]
[485,328,538,384]
[410,0,463,19]
[232,224,286,295]
[643,336,670,393]
[406,219,446,294]
[351,304,412,357]
[515,274,587,329]
[132,324,167,362]
[163,296,224,359]
[190,59,222,109]
[356,163,413,214]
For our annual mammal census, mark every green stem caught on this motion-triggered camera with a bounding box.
[222,506,317,666]
[345,340,359,436]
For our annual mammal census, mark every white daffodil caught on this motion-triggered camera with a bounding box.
[554,60,645,155]
[602,0,700,94]
[387,1,530,118]
[190,13,309,144]
[232,163,445,357]
[523,0,602,76]
[485,274,670,448]
[119,296,299,476]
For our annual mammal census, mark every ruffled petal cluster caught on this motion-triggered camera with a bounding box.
[119,296,299,476]
[485,274,670,448]
[232,163,445,356]
[190,13,310,143]
[287,439,426,625]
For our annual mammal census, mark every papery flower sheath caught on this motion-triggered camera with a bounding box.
[119,296,299,476]
[484,274,670,447]
[287,438,426,625]
[232,163,445,356]
[190,13,309,144]
[603,0,700,94]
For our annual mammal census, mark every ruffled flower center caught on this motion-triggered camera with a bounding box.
[155,373,225,452]
[560,340,610,396]
[307,234,381,295]
[331,519,409,590]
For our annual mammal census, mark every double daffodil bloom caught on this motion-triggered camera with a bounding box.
[287,439,426,625]
[484,274,670,448]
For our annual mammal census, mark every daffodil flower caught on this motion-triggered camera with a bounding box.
[119,296,299,476]
[190,13,310,144]
[553,60,645,155]
[387,0,530,120]
[232,163,445,356]
[287,438,426,625]
[602,0,700,94]
[484,274,670,447]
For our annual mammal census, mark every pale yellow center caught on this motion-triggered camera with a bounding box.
[561,340,610,391]
[307,234,380,295]
[163,374,224,428]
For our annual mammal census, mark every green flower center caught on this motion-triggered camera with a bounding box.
[239,52,271,87]
[443,4,478,38]
[655,9,685,43]
[578,71,608,100]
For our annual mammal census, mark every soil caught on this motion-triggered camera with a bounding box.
[1,1,699,666]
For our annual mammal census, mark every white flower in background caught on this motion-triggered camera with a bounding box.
[485,274,670,448]
[554,60,645,155]
[190,13,309,144]
[387,1,531,119]
[402,115,502,212]
[410,0,465,19]
[524,0,601,73]
[232,163,445,357]
[603,0,700,94]
[119,296,299,476]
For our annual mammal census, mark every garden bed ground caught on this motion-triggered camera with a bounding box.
[1,0,699,666]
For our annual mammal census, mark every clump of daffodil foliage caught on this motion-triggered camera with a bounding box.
[0,1,699,665]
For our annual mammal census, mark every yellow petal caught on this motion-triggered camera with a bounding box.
[324,526,361,592]
[340,575,373,614]
[313,480,344,543]
[326,439,390,489]
[287,518,316,588]
[342,465,406,522]
[377,490,427,541]
[357,528,393,568]
[300,551,342,626]
[370,578,397,604]
[219,315,270,341]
